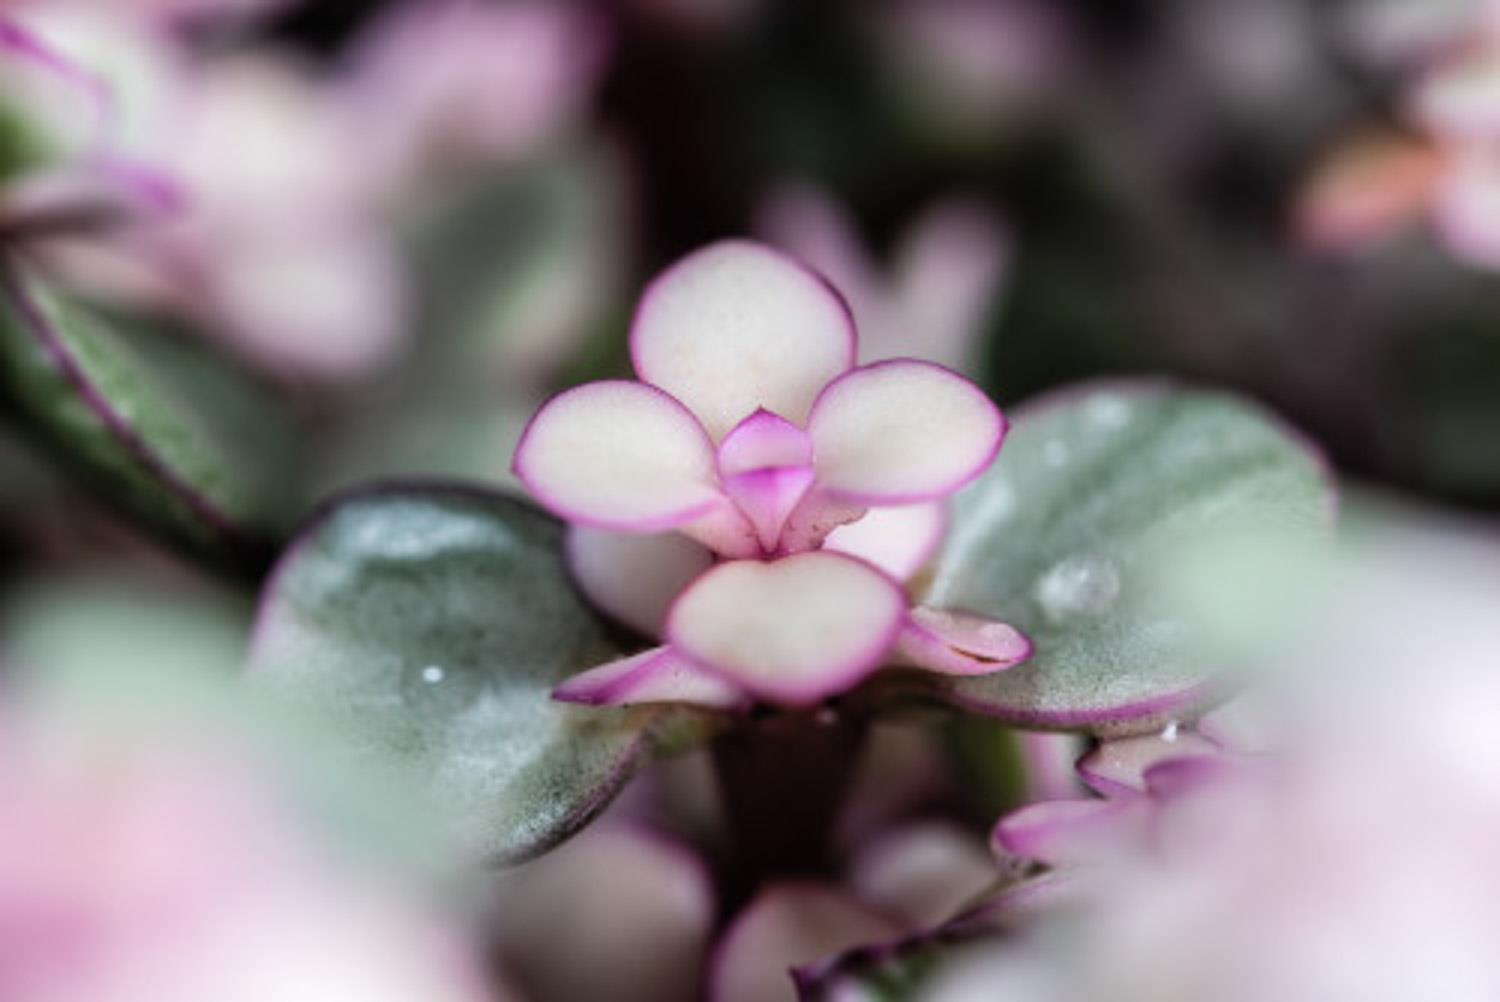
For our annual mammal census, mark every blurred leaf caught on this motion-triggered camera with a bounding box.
[910,381,1333,736]
[246,485,716,864]
[0,104,49,185]
[0,258,299,575]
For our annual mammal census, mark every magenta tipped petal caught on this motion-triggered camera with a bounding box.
[513,380,725,531]
[553,647,747,710]
[807,359,1005,504]
[894,606,1031,676]
[722,466,816,552]
[566,526,714,637]
[665,552,906,705]
[630,240,856,441]
[716,408,813,478]
[823,502,948,581]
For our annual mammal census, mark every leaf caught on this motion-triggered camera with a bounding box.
[909,381,1334,736]
[245,484,710,864]
[0,258,299,574]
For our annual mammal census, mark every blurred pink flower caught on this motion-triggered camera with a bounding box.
[1299,9,1500,271]
[339,0,611,193]
[4,5,407,382]
[756,184,1011,376]
[511,240,1028,707]
[0,700,500,1002]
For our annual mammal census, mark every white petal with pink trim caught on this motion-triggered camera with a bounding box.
[807,359,1004,503]
[630,240,855,441]
[666,552,906,705]
[553,647,746,709]
[513,380,725,531]
[822,502,948,581]
[566,526,714,637]
[893,606,1031,676]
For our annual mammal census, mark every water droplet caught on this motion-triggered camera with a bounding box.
[1042,440,1070,468]
[401,661,481,713]
[1034,554,1121,624]
[1161,720,1180,742]
[1086,394,1133,429]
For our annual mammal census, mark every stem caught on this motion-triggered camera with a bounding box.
[711,709,867,907]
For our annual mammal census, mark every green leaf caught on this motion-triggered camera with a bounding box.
[911,381,1334,736]
[246,485,709,864]
[0,259,299,574]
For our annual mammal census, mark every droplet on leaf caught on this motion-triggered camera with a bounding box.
[1034,554,1121,624]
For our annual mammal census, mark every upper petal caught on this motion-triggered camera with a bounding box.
[629,240,856,441]
[665,552,906,705]
[0,17,110,163]
[513,380,724,530]
[717,408,813,477]
[566,526,714,637]
[822,502,948,581]
[807,359,1004,504]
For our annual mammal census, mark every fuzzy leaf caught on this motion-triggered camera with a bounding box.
[246,485,709,864]
[909,381,1333,736]
[0,259,298,574]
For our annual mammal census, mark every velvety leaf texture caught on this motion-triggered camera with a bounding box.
[0,259,298,573]
[912,381,1333,736]
[246,485,693,864]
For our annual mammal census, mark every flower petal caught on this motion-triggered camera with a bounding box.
[990,798,1142,867]
[1077,732,1220,798]
[553,647,747,710]
[630,240,855,441]
[566,526,714,637]
[717,408,813,477]
[0,17,110,161]
[1411,45,1500,141]
[709,883,900,1002]
[807,359,1004,503]
[893,606,1031,676]
[822,502,948,581]
[665,552,906,705]
[722,467,815,553]
[513,380,724,531]
[1432,152,1500,270]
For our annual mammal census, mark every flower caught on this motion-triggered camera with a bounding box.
[513,239,1029,707]
[339,0,611,192]
[1297,8,1500,269]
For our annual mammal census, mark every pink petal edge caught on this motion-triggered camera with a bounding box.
[552,647,747,710]
[893,606,1031,676]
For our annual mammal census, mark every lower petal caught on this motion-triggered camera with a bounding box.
[666,552,906,705]
[893,607,1031,676]
[552,647,747,710]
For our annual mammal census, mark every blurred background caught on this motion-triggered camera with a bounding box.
[4,1,1500,999]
